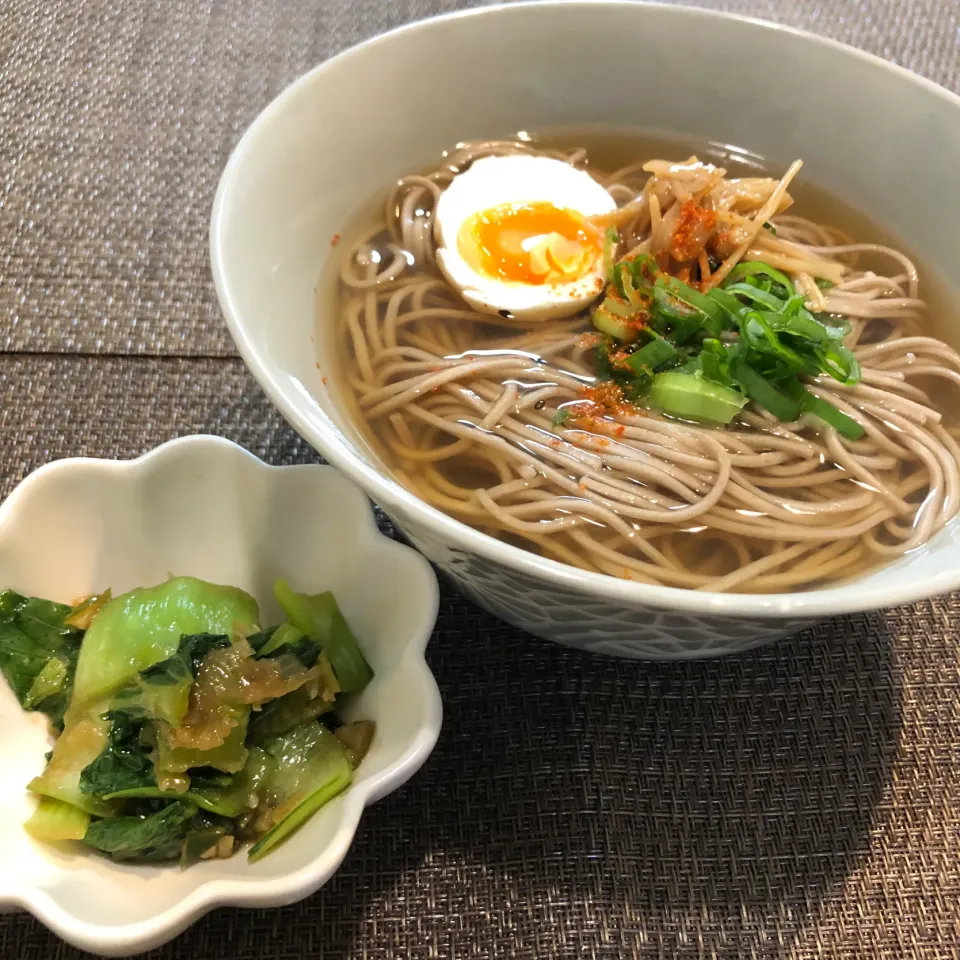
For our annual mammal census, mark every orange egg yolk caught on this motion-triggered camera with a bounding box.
[457,201,604,286]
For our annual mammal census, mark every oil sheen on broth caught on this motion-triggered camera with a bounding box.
[328,128,960,594]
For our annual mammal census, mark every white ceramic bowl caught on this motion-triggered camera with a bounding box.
[211,1,960,659]
[0,436,441,956]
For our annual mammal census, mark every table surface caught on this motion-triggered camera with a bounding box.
[2,2,959,958]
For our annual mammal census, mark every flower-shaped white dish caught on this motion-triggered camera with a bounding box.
[0,435,442,957]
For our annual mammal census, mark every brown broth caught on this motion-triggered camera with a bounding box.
[322,129,960,591]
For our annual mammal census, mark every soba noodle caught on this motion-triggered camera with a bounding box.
[335,137,960,593]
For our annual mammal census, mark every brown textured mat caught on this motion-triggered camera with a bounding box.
[1,1,960,957]
[0,356,322,493]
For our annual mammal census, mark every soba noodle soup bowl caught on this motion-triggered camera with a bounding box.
[211,2,960,659]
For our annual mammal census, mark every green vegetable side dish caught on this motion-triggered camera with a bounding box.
[0,576,375,867]
[580,250,865,441]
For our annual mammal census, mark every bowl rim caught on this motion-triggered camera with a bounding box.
[211,0,960,621]
[0,435,443,956]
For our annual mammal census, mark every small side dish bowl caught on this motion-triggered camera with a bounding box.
[0,435,442,956]
[211,1,960,659]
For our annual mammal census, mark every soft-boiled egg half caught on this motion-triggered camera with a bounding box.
[435,155,617,321]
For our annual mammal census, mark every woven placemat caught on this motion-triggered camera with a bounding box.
[1,0,960,957]
[1,0,957,356]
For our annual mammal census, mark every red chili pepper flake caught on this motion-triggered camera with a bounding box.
[669,201,717,263]
[571,380,650,426]
[330,233,341,247]
[580,380,629,417]
[321,376,328,386]
[609,350,635,372]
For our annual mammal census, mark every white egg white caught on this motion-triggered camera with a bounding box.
[434,155,617,321]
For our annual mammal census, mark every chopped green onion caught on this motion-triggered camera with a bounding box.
[655,275,727,335]
[704,287,745,324]
[805,396,864,440]
[629,254,660,286]
[750,308,834,343]
[602,227,618,284]
[592,305,633,340]
[699,338,735,387]
[731,362,801,421]
[591,251,863,433]
[781,379,865,440]
[651,286,702,343]
[651,285,697,323]
[723,282,785,312]
[647,372,746,425]
[812,343,861,385]
[627,337,677,375]
[612,262,632,299]
[619,266,645,307]
[762,222,777,236]
[552,408,573,428]
[740,312,808,373]
[822,317,852,340]
[599,294,636,318]
[725,261,795,297]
